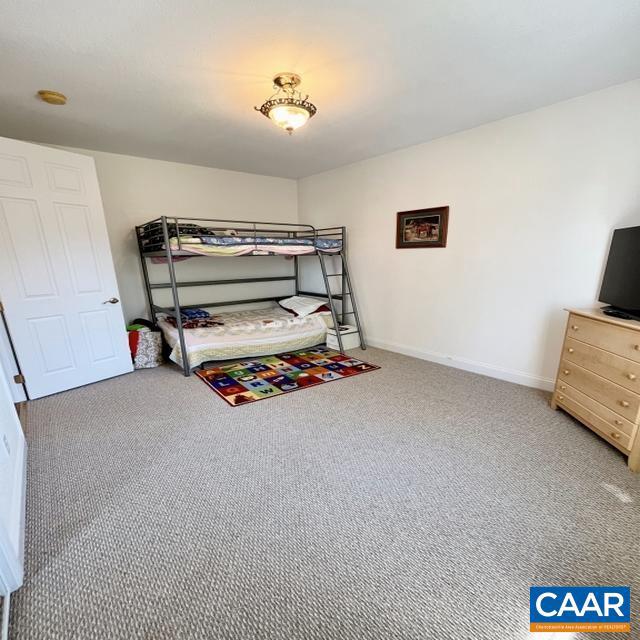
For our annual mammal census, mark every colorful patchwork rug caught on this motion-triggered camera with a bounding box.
[196,346,380,406]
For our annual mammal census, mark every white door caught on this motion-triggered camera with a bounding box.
[0,320,26,403]
[0,364,26,594]
[0,137,132,399]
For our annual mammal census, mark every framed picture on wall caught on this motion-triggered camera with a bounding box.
[396,206,449,249]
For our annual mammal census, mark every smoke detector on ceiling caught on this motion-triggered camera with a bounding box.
[37,90,67,105]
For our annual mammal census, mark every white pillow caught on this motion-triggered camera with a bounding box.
[279,295,329,318]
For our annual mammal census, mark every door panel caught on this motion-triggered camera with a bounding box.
[0,153,32,188]
[0,137,132,398]
[80,310,117,363]
[55,203,102,294]
[28,316,76,373]
[45,162,85,194]
[0,197,58,298]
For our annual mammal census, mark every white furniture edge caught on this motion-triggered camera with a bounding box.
[0,573,10,640]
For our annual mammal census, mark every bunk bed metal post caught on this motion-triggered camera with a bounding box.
[341,226,347,325]
[293,255,299,295]
[161,216,191,376]
[136,225,157,324]
[318,251,344,353]
[290,229,299,296]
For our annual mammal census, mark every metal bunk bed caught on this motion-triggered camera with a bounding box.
[135,216,365,376]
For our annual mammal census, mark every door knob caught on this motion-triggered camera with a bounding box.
[103,297,120,304]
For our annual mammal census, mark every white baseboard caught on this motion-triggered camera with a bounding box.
[366,337,555,391]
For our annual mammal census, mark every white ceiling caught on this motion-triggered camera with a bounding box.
[1,0,639,179]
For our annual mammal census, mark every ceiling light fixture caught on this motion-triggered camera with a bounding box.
[37,90,67,105]
[255,73,316,135]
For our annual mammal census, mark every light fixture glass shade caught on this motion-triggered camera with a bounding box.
[255,73,317,134]
[268,105,310,132]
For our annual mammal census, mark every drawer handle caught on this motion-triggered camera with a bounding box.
[614,419,623,426]
[627,373,637,381]
[620,400,630,408]
[558,395,565,401]
[563,369,570,375]
[567,347,575,354]
[610,432,621,440]
[571,324,579,331]
[560,384,567,391]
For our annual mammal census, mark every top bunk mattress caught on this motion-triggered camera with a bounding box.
[158,305,330,369]
[138,222,341,256]
[166,235,341,257]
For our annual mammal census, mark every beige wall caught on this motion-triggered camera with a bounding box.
[298,81,640,389]
[60,80,640,389]
[61,148,298,322]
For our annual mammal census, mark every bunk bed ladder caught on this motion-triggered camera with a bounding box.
[317,251,366,353]
[339,250,366,350]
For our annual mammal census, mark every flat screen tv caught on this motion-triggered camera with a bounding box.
[599,225,640,320]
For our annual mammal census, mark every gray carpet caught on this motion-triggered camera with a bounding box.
[9,347,640,639]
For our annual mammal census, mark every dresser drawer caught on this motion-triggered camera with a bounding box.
[555,390,633,452]
[567,313,640,363]
[564,337,640,393]
[558,359,640,423]
[555,381,637,439]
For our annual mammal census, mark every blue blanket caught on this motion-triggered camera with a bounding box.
[198,236,342,250]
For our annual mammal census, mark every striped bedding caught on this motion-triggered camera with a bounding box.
[164,235,341,257]
[158,304,331,369]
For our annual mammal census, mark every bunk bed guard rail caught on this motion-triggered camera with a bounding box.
[138,216,320,253]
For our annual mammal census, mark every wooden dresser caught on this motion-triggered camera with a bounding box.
[552,309,640,472]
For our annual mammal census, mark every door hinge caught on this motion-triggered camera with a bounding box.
[14,373,25,385]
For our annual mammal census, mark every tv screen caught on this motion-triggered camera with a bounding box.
[599,226,640,315]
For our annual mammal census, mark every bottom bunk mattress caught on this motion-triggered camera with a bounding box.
[158,305,329,369]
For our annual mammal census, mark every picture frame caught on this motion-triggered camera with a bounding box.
[396,206,449,249]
